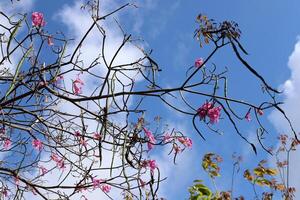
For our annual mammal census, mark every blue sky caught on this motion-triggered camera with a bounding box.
[3,0,300,199]
[116,1,300,199]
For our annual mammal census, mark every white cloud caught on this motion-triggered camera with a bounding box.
[269,39,300,197]
[153,121,198,199]
[24,1,153,199]
[0,0,35,76]
[123,0,180,37]
[0,0,35,165]
[2,1,200,199]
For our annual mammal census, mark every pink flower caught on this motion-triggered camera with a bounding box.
[177,137,193,148]
[100,184,111,193]
[245,111,251,122]
[3,139,11,150]
[47,36,54,46]
[92,178,110,193]
[141,159,157,174]
[39,166,48,176]
[173,145,182,153]
[139,179,146,188]
[79,138,87,147]
[207,106,221,124]
[38,81,47,86]
[148,160,157,174]
[177,137,185,144]
[0,128,5,135]
[32,139,43,151]
[31,187,37,195]
[73,74,84,95]
[51,153,65,170]
[14,176,20,186]
[140,160,149,168]
[195,58,204,67]
[92,178,102,189]
[74,130,81,137]
[197,101,222,124]
[197,102,213,120]
[147,141,154,150]
[31,12,46,27]
[93,132,101,140]
[51,153,60,162]
[163,134,172,143]
[186,138,193,148]
[2,187,8,197]
[143,128,156,151]
[57,159,65,170]
[257,109,264,116]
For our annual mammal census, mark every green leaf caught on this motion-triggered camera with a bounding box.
[7,18,24,62]
[254,167,265,177]
[5,46,32,99]
[193,179,203,183]
[265,168,277,176]
[255,178,271,187]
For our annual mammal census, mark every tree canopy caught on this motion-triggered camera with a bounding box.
[0,1,298,199]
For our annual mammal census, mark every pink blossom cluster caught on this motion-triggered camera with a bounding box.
[139,179,146,188]
[198,102,213,120]
[143,128,156,151]
[0,128,5,135]
[32,139,43,151]
[173,137,193,154]
[39,165,48,176]
[101,184,111,193]
[74,130,81,137]
[163,134,172,143]
[79,137,87,147]
[3,139,11,150]
[173,144,182,153]
[47,36,54,46]
[27,185,37,195]
[92,178,102,189]
[2,187,8,197]
[31,12,46,27]
[92,178,111,193]
[257,108,264,116]
[177,137,192,148]
[163,134,193,153]
[51,153,65,170]
[74,131,87,147]
[14,176,20,186]
[93,132,101,140]
[195,58,204,67]
[73,74,84,95]
[245,110,251,121]
[197,101,222,124]
[141,159,157,174]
